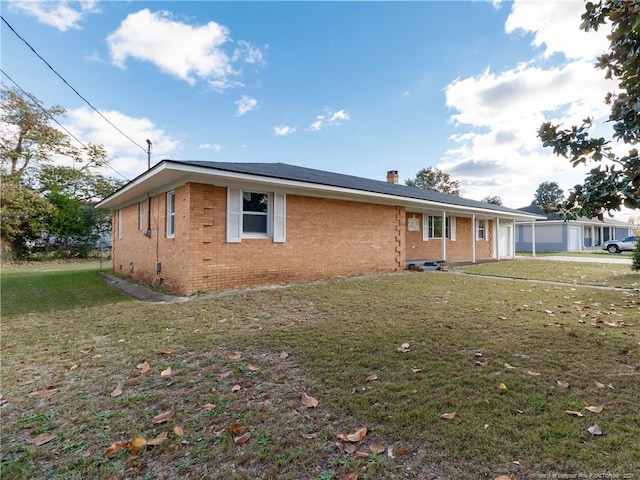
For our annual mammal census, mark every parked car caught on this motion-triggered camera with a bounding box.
[602,235,638,253]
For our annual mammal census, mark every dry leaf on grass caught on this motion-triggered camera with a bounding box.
[105,440,129,455]
[411,368,423,373]
[300,432,318,440]
[219,370,233,379]
[355,450,370,458]
[441,412,457,420]
[563,410,584,417]
[370,443,385,454]
[27,388,58,399]
[495,476,512,480]
[248,364,260,371]
[160,366,172,377]
[343,443,356,454]
[156,349,172,355]
[110,383,123,398]
[301,392,319,408]
[234,432,251,445]
[338,474,358,480]
[137,362,151,374]
[200,403,216,411]
[594,380,605,388]
[397,342,410,353]
[146,431,168,446]
[498,382,508,390]
[173,426,184,437]
[128,437,147,455]
[557,380,570,388]
[226,422,247,435]
[523,369,540,376]
[504,363,516,370]
[26,432,55,446]
[585,405,604,414]
[231,384,241,393]
[152,410,174,424]
[228,351,242,360]
[365,374,378,383]
[346,427,367,442]
[588,424,603,436]
[279,351,289,359]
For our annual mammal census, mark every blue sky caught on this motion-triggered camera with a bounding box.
[2,0,628,216]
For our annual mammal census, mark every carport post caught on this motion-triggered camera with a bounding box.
[531,220,536,257]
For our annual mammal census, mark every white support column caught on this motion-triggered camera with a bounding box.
[471,214,476,264]
[495,217,500,260]
[531,220,536,257]
[441,210,447,261]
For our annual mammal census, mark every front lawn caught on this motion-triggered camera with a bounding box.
[1,261,638,479]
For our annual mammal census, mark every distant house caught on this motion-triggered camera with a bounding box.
[515,203,633,252]
[96,161,541,295]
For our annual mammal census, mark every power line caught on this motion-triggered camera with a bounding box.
[1,15,147,154]
[1,68,130,181]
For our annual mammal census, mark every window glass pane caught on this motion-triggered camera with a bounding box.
[243,214,267,233]
[433,217,443,238]
[243,192,268,213]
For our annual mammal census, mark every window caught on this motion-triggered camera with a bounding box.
[166,191,175,238]
[227,188,286,243]
[117,209,123,239]
[477,219,486,240]
[138,202,144,230]
[242,192,269,234]
[422,214,456,241]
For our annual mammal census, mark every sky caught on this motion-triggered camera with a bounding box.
[1,0,633,219]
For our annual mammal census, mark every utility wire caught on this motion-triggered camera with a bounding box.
[1,15,147,154]
[1,68,130,181]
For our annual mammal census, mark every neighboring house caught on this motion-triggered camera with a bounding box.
[96,161,542,295]
[515,203,633,252]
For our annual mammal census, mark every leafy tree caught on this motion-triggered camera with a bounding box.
[481,195,503,205]
[537,1,640,219]
[533,181,565,213]
[0,174,54,260]
[405,167,460,195]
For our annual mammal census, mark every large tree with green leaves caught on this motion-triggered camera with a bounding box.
[537,1,640,219]
[405,167,461,195]
[533,181,565,213]
[1,87,120,259]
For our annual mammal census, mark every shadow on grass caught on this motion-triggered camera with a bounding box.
[1,268,131,316]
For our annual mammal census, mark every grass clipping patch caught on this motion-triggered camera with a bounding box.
[1,265,639,479]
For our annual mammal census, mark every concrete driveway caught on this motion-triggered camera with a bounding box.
[517,255,632,265]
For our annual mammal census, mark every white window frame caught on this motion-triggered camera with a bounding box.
[117,209,123,239]
[227,188,286,243]
[138,201,144,230]
[166,191,175,238]
[477,219,486,240]
[422,215,455,241]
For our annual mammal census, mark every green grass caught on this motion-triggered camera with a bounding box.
[1,260,639,479]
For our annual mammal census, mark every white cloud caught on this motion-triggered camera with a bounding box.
[235,96,258,116]
[308,108,350,131]
[198,143,222,151]
[107,9,265,89]
[440,0,619,210]
[10,0,99,31]
[273,125,296,136]
[63,106,179,179]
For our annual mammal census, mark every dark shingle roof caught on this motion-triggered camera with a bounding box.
[173,160,532,216]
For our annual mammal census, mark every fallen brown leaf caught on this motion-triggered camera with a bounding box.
[397,342,410,353]
[300,432,318,440]
[344,443,357,454]
[105,440,129,455]
[137,362,151,374]
[248,364,260,371]
[557,380,570,389]
[346,427,367,442]
[128,437,147,455]
[152,410,174,424]
[160,366,172,377]
[523,369,540,376]
[200,403,217,411]
[279,351,289,359]
[355,450,369,458]
[228,351,242,360]
[173,425,184,437]
[156,349,172,355]
[110,383,123,398]
[234,432,251,445]
[441,412,457,420]
[226,422,247,435]
[411,368,423,373]
[585,405,604,414]
[588,424,603,436]
[301,392,319,408]
[231,384,241,393]
[26,432,55,446]
[498,382,508,390]
[146,431,168,446]
[563,410,584,417]
[27,388,58,399]
[365,374,378,383]
[370,443,385,454]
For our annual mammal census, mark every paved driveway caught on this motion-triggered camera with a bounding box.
[517,255,632,265]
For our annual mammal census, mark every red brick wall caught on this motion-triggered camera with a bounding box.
[405,214,494,262]
[112,183,405,295]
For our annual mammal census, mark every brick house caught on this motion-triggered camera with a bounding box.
[96,161,541,295]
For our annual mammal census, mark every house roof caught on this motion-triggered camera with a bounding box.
[517,203,632,226]
[96,160,543,220]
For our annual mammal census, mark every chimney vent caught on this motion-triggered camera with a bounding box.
[386,170,399,184]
